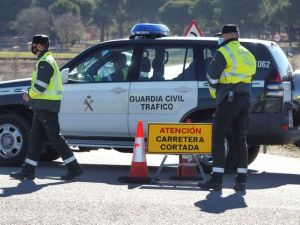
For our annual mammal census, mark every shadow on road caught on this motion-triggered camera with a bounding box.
[0,162,169,191]
[194,191,247,213]
[1,162,300,192]
[0,179,65,197]
[247,170,300,189]
[141,170,300,191]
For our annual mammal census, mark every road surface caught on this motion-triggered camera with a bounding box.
[1,149,300,225]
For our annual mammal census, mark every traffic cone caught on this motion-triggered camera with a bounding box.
[119,120,152,183]
[170,119,201,180]
[169,155,201,180]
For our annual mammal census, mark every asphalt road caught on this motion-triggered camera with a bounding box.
[1,149,300,225]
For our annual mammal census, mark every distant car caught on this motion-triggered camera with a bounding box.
[0,23,300,172]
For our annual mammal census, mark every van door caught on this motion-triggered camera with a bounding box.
[60,46,134,137]
[128,46,198,137]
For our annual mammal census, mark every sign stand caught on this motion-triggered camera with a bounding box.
[147,122,212,184]
[151,154,208,183]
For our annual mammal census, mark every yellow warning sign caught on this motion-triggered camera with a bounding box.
[147,123,212,154]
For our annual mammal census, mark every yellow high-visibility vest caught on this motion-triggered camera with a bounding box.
[218,41,256,84]
[29,52,62,100]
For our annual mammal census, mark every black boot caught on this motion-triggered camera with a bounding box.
[61,161,83,181]
[198,173,223,191]
[10,164,35,180]
[233,174,247,192]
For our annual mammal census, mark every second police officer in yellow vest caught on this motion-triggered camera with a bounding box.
[10,35,83,181]
[198,24,256,192]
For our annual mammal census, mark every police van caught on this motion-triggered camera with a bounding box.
[0,23,299,172]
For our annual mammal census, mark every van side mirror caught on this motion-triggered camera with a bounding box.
[61,68,69,84]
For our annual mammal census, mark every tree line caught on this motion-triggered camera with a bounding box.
[0,0,300,50]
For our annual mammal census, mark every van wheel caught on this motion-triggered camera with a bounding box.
[223,143,261,171]
[194,118,231,173]
[194,118,256,173]
[197,142,260,173]
[197,137,231,173]
[248,145,260,165]
[0,114,30,166]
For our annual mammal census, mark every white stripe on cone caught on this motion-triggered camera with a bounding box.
[132,137,146,162]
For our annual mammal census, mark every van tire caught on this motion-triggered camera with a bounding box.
[0,114,30,166]
[248,145,260,165]
[194,117,259,173]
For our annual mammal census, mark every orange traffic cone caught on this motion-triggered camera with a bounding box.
[169,155,201,180]
[119,120,152,183]
[170,119,201,180]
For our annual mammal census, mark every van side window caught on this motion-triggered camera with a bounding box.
[203,48,215,73]
[241,43,275,80]
[137,47,195,81]
[68,48,133,83]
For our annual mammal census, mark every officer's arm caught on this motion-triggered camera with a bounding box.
[29,61,54,98]
[206,51,226,98]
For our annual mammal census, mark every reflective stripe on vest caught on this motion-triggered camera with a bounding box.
[30,52,62,100]
[218,41,256,84]
[207,74,219,84]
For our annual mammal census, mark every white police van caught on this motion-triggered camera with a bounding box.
[0,23,299,172]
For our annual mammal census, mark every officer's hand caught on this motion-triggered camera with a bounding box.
[22,92,30,102]
[209,87,216,99]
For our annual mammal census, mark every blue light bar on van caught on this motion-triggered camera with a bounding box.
[130,23,170,38]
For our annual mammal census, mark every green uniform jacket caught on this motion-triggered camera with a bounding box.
[207,38,257,105]
[28,50,62,113]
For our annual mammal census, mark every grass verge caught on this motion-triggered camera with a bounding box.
[0,51,77,59]
[262,145,300,158]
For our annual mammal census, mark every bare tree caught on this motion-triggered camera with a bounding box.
[53,13,84,50]
[15,7,52,41]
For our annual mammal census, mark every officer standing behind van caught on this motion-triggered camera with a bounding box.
[198,25,256,192]
[10,35,83,181]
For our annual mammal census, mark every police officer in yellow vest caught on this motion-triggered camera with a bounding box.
[10,35,83,180]
[198,25,256,192]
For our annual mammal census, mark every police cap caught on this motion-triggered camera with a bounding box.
[28,34,49,45]
[216,24,239,36]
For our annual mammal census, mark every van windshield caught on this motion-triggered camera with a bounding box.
[269,44,293,77]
